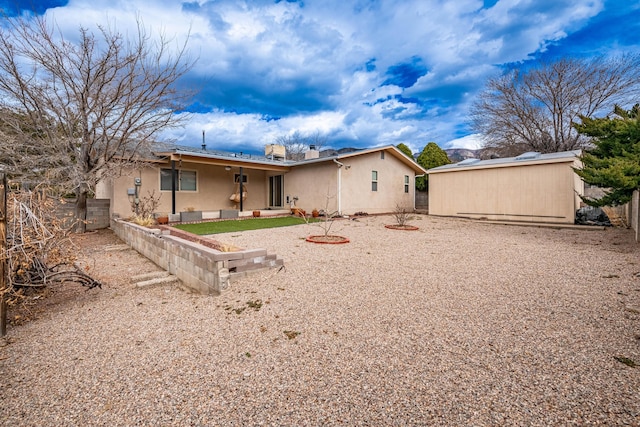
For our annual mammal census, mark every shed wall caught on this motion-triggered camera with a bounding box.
[428,160,582,223]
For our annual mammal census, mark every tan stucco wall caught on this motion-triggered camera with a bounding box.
[341,152,415,214]
[428,159,583,223]
[283,162,338,213]
[98,162,269,218]
[284,152,416,215]
[97,148,422,219]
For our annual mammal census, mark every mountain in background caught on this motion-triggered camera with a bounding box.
[320,146,482,163]
[444,148,481,162]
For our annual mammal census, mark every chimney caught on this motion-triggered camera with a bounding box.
[265,144,286,160]
[304,145,320,160]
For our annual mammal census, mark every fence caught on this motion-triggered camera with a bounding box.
[56,199,110,231]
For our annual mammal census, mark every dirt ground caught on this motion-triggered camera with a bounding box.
[1,218,639,425]
[5,222,639,329]
[5,228,162,328]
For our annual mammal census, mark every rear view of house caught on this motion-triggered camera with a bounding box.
[98,144,426,220]
[427,150,584,224]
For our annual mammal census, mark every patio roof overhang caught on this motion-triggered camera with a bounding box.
[154,150,292,172]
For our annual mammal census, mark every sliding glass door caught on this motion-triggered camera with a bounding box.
[269,175,283,208]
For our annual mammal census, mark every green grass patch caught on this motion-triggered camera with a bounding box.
[173,216,317,235]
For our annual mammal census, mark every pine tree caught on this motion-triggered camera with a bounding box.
[396,143,414,159]
[574,104,640,206]
[415,142,450,191]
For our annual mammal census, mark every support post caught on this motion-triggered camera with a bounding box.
[239,167,244,212]
[171,160,176,215]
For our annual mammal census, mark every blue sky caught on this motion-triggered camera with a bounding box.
[3,0,640,154]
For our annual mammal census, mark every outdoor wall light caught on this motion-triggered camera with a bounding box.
[225,166,231,171]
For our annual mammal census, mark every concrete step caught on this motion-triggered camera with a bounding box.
[131,271,170,282]
[103,244,131,252]
[135,275,179,288]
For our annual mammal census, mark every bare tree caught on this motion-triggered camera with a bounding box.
[275,130,328,161]
[471,55,640,157]
[0,15,195,232]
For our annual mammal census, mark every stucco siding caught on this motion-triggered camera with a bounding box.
[341,152,415,214]
[284,163,338,213]
[99,145,426,220]
[279,152,416,215]
[429,160,581,223]
[100,163,269,218]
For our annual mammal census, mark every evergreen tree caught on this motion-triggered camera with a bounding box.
[415,142,450,191]
[574,104,640,206]
[396,143,414,159]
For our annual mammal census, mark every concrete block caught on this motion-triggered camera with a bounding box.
[220,209,239,219]
[180,211,203,222]
[242,249,268,259]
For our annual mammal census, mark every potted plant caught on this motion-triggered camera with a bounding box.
[155,213,169,225]
[291,207,306,217]
[311,208,319,218]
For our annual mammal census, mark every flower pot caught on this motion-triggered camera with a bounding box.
[253,210,261,217]
[156,216,169,225]
[291,208,306,217]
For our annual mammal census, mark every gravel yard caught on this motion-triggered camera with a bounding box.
[1,214,639,426]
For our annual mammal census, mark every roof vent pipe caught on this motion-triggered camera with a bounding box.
[202,130,206,150]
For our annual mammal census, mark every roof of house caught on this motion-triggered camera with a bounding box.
[152,143,427,174]
[427,150,582,174]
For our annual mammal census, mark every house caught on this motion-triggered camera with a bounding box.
[426,150,584,224]
[97,144,427,220]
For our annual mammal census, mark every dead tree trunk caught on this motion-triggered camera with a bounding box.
[1,173,7,336]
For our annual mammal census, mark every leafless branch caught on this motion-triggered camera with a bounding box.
[0,14,196,231]
[471,55,640,157]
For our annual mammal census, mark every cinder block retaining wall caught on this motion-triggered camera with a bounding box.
[112,219,283,295]
[57,199,111,230]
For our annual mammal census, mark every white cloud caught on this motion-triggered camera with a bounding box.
[31,0,627,154]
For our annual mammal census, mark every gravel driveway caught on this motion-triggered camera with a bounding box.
[1,214,638,426]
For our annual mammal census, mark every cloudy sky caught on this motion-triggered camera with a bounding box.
[3,0,640,154]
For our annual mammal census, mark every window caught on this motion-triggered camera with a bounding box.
[371,170,378,192]
[160,169,197,191]
[234,173,248,184]
[404,175,410,193]
[380,151,385,159]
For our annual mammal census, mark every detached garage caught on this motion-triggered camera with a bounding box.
[427,150,584,224]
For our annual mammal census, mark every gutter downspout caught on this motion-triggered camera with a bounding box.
[333,159,344,215]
